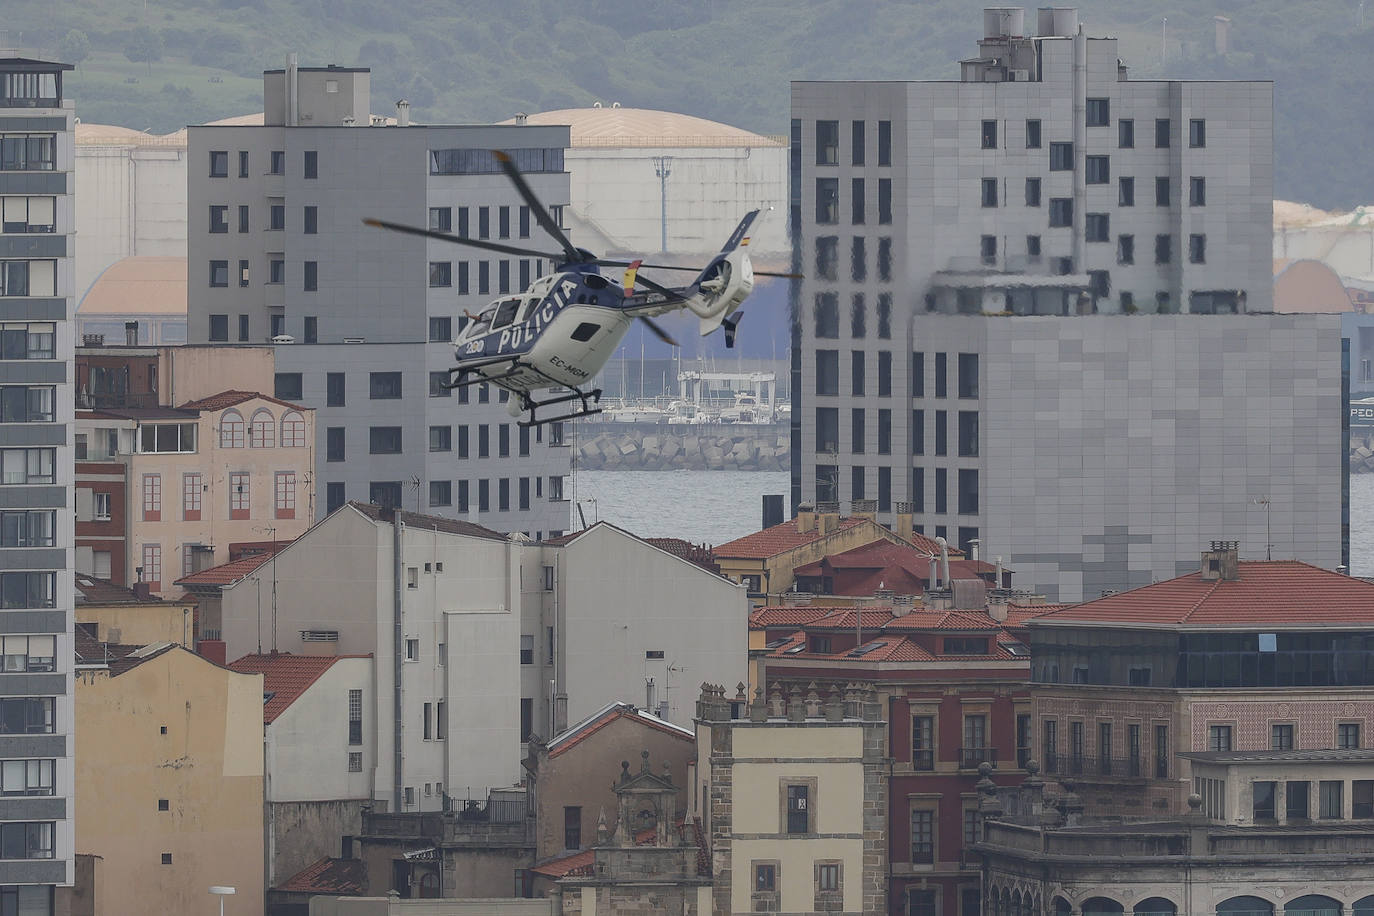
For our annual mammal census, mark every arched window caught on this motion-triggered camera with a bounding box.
[249,409,275,448]
[418,871,439,898]
[1053,898,1072,916]
[1353,898,1374,916]
[1083,899,1125,916]
[1286,897,1342,916]
[219,410,245,448]
[1136,899,1178,916]
[279,410,306,448]
[1219,898,1276,916]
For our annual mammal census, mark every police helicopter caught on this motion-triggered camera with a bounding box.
[364,151,795,427]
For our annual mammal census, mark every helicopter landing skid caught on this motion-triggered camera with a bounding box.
[517,386,603,428]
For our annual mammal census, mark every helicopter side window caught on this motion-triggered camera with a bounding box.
[571,322,600,342]
[467,309,494,336]
[516,297,542,323]
[490,299,521,330]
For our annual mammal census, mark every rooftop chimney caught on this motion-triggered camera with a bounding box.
[396,99,410,127]
[1199,540,1240,582]
[124,321,138,346]
[894,502,914,542]
[286,52,299,127]
[796,503,816,534]
[851,498,876,521]
[131,581,152,601]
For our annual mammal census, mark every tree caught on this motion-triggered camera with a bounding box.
[57,30,90,71]
[124,26,163,74]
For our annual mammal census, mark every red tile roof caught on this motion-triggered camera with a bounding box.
[228,653,368,723]
[75,573,185,606]
[1005,603,1069,627]
[713,517,870,560]
[531,826,672,878]
[757,630,1023,664]
[175,553,275,588]
[546,702,694,759]
[1032,561,1374,629]
[176,389,308,412]
[644,537,722,575]
[275,857,367,895]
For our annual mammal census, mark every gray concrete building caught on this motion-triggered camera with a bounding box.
[791,7,1345,601]
[187,62,572,537]
[0,52,77,911]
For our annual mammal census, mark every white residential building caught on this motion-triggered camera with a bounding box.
[0,52,77,910]
[190,504,747,815]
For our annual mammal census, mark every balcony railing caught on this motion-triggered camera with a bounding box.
[1015,746,1032,769]
[1041,754,1165,778]
[911,749,934,771]
[959,746,997,769]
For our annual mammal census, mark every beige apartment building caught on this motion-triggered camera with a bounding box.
[77,390,314,593]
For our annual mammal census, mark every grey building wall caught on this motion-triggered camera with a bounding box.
[792,14,1341,601]
[187,86,573,535]
[0,55,77,893]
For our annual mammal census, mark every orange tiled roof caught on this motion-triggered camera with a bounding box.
[75,573,184,606]
[547,702,694,758]
[175,553,276,588]
[1005,603,1069,627]
[1032,561,1374,628]
[275,857,367,895]
[758,630,1022,664]
[176,389,308,412]
[228,653,365,723]
[714,517,869,560]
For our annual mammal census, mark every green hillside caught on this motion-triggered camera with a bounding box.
[7,0,1371,208]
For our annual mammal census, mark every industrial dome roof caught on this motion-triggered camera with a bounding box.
[78,256,187,316]
[77,113,266,148]
[502,106,785,149]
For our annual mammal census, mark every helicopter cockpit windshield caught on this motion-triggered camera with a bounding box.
[464,308,495,339]
[490,299,521,330]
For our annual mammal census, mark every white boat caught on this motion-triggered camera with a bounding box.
[718,392,772,425]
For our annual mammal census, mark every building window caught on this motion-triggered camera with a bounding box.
[962,714,988,767]
[786,783,810,834]
[1189,118,1206,148]
[934,411,947,456]
[816,862,840,893]
[428,481,451,508]
[1086,97,1110,127]
[1049,198,1073,227]
[142,473,162,521]
[1085,155,1109,184]
[1271,723,1295,750]
[1118,235,1134,265]
[326,483,345,514]
[1287,781,1311,820]
[1025,118,1041,148]
[1189,234,1206,264]
[1117,176,1135,207]
[369,427,402,455]
[1154,724,1169,777]
[1118,118,1134,148]
[280,411,306,447]
[1155,234,1172,265]
[303,206,317,234]
[1184,176,1208,210]
[1205,725,1232,752]
[304,260,318,291]
[980,119,997,149]
[878,178,891,223]
[325,372,345,407]
[877,293,892,337]
[1049,142,1073,170]
[275,472,296,519]
[816,120,839,165]
[209,205,229,233]
[208,260,228,288]
[0,510,54,548]
[249,410,275,449]
[912,715,934,770]
[269,203,285,230]
[182,473,203,521]
[1155,176,1171,207]
[1155,118,1171,148]
[980,179,997,208]
[326,428,345,462]
[754,862,777,895]
[1085,213,1109,242]
[910,808,933,863]
[1339,723,1362,749]
[429,426,451,453]
[369,372,402,399]
[957,410,978,457]
[851,238,866,282]
[140,543,162,591]
[269,258,284,284]
[1253,781,1277,820]
[209,150,228,177]
[877,119,891,165]
[1356,781,1374,818]
[303,149,318,178]
[1025,177,1041,207]
[219,410,245,448]
[1320,780,1343,818]
[814,293,839,339]
[520,697,533,741]
[816,178,839,223]
[851,177,865,224]
[229,472,250,519]
[815,236,838,280]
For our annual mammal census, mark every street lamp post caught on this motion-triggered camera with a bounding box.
[209,886,235,916]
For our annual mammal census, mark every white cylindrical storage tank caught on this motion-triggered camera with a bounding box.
[1037,7,1078,36]
[984,7,1026,39]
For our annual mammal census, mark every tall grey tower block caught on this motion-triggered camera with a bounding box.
[188,62,574,537]
[791,8,1345,601]
[0,53,78,910]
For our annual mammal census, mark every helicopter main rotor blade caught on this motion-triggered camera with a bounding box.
[362,218,565,261]
[596,257,802,279]
[629,273,685,302]
[638,315,679,347]
[492,151,582,264]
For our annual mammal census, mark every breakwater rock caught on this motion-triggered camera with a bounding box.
[574,422,790,471]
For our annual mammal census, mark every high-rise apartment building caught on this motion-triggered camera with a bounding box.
[187,62,572,537]
[0,53,77,912]
[793,8,1345,601]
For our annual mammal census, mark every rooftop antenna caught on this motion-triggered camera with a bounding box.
[1250,496,1272,561]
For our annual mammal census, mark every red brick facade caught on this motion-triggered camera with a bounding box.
[76,461,128,585]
